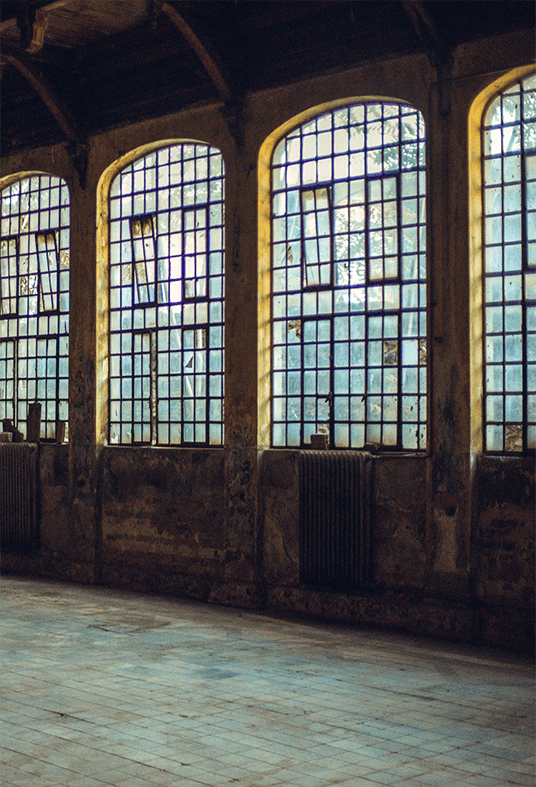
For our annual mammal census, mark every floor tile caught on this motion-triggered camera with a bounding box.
[0,576,533,787]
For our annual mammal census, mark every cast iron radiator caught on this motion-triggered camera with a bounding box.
[299,451,370,590]
[0,443,38,552]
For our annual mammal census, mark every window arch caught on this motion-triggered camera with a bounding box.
[107,143,225,446]
[482,73,536,453]
[268,101,427,450]
[0,174,70,440]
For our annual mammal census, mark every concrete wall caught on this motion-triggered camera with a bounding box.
[1,31,534,652]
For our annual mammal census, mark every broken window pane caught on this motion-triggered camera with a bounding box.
[383,339,398,366]
[36,231,58,312]
[109,144,224,446]
[131,215,156,304]
[504,423,523,451]
[0,237,17,315]
[271,102,426,450]
[301,188,331,287]
[0,175,69,439]
[419,339,427,365]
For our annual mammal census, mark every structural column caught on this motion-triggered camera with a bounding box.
[221,104,263,602]
[426,66,473,598]
[67,158,99,574]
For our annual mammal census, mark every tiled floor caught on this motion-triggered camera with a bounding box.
[0,576,534,787]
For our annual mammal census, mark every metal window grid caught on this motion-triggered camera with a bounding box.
[271,102,427,450]
[0,175,70,440]
[108,144,225,446]
[482,73,536,453]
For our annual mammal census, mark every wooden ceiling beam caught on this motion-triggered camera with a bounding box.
[25,5,50,53]
[0,1,72,51]
[401,0,447,67]
[0,44,81,144]
[154,0,232,103]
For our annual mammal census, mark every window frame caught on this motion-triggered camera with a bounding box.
[0,173,70,442]
[105,142,225,448]
[480,71,536,455]
[266,100,428,451]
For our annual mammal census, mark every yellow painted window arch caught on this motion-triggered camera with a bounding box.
[479,71,536,453]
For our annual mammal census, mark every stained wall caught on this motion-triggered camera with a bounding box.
[1,31,534,652]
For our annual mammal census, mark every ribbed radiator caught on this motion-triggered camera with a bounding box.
[0,444,38,552]
[299,451,370,590]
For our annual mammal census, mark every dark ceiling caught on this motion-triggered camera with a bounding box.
[0,0,534,158]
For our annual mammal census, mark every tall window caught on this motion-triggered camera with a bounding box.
[483,74,536,453]
[108,143,225,445]
[271,102,426,449]
[0,175,70,440]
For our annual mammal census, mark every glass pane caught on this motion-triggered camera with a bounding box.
[36,231,58,312]
[302,188,331,287]
[272,102,426,449]
[110,145,224,446]
[0,237,17,315]
[482,73,536,453]
[0,176,70,439]
[131,215,156,304]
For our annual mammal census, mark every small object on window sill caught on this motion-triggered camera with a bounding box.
[364,442,381,454]
[27,403,42,443]
[2,419,24,442]
[56,421,66,444]
[0,432,13,443]
[311,433,328,450]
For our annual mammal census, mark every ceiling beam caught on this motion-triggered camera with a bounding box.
[25,5,50,54]
[0,44,81,144]
[154,0,232,103]
[401,0,451,115]
[401,0,447,67]
[0,1,72,51]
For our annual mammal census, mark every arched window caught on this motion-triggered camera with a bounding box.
[270,101,426,449]
[108,143,225,445]
[0,174,70,440]
[482,73,536,453]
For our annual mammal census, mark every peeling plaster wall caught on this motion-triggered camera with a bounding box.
[260,450,533,650]
[97,448,225,597]
[10,442,529,650]
[371,456,427,590]
[472,458,535,651]
[100,448,224,554]
[38,444,70,562]
[260,450,300,587]
[1,442,94,584]
[0,32,534,652]
[474,457,535,607]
